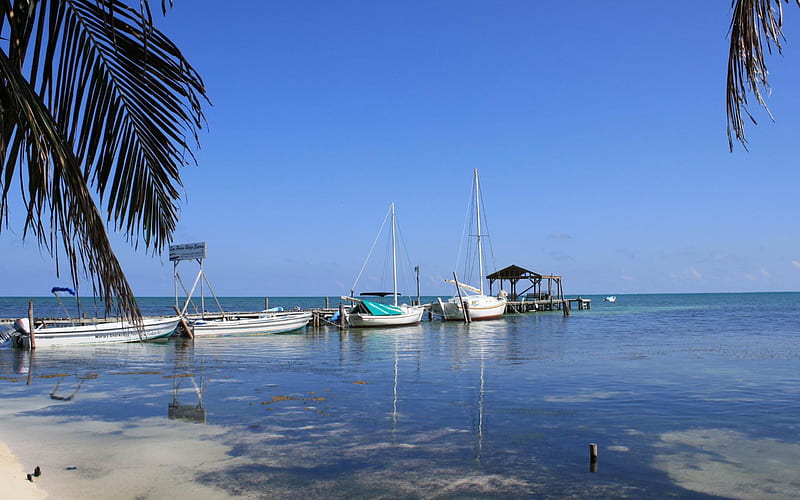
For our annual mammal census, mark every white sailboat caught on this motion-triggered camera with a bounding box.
[432,169,507,321]
[344,203,425,327]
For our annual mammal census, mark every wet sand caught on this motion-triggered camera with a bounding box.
[0,441,46,499]
[0,417,246,499]
[0,393,245,499]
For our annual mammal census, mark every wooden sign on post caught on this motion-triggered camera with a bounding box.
[169,242,207,262]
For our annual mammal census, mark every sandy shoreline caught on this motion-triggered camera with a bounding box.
[0,440,46,499]
[0,406,244,500]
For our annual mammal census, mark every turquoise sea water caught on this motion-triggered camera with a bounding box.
[1,293,799,498]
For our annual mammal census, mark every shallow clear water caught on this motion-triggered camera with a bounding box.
[1,293,799,498]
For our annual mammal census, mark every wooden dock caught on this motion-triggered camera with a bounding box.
[505,297,591,314]
[1,297,591,335]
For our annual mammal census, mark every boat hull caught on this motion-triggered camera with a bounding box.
[191,312,312,337]
[11,317,180,348]
[431,295,507,321]
[347,305,425,328]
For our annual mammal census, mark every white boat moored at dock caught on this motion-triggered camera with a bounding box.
[190,311,312,336]
[8,316,179,348]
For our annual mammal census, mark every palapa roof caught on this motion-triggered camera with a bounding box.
[486,265,561,280]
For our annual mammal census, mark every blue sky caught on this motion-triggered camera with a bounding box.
[3,1,800,297]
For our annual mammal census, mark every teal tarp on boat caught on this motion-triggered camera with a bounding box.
[360,300,403,316]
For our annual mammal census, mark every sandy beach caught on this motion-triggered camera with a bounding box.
[0,440,46,499]
[0,409,244,499]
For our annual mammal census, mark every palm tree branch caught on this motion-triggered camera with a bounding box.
[37,0,208,250]
[0,48,140,319]
[727,0,800,150]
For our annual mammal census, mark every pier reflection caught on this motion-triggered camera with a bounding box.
[168,339,207,423]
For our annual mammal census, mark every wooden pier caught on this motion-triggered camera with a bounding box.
[505,297,591,314]
[1,291,591,336]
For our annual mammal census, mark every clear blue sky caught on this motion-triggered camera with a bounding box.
[3,1,800,297]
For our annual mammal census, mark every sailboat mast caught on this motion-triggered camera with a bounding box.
[391,202,398,307]
[474,169,485,295]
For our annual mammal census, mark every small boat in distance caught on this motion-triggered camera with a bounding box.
[604,296,617,303]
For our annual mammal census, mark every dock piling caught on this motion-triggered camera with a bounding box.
[28,300,36,350]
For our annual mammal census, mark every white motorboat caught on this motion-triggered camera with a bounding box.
[431,169,506,321]
[190,311,312,337]
[604,296,617,303]
[9,316,179,348]
[345,203,425,327]
[170,243,311,337]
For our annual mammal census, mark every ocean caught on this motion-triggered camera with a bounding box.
[1,293,799,498]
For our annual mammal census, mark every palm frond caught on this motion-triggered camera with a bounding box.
[727,0,800,150]
[0,0,208,319]
[0,49,139,318]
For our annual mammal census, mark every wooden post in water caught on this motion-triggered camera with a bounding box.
[338,303,346,329]
[264,297,269,310]
[589,443,598,472]
[28,300,36,350]
[453,272,471,323]
[173,305,194,339]
[325,297,330,309]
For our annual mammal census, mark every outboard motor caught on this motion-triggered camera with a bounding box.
[13,317,30,334]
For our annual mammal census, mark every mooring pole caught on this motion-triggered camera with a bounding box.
[415,265,421,306]
[453,272,471,323]
[339,303,346,329]
[27,300,36,350]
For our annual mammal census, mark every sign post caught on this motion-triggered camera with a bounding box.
[169,242,207,312]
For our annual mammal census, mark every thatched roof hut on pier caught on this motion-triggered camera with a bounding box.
[486,265,563,301]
